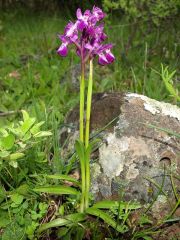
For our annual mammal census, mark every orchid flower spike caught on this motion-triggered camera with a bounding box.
[57,6,115,65]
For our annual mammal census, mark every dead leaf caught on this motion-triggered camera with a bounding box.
[64,170,80,187]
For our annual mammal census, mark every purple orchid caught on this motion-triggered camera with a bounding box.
[57,6,115,65]
[57,7,115,213]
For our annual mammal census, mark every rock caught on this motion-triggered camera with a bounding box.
[60,92,180,219]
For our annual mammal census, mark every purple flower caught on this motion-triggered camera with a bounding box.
[92,6,105,22]
[57,6,115,65]
[76,8,91,31]
[88,43,115,65]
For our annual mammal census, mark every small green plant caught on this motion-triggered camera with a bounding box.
[0,110,52,170]
[0,195,49,240]
[160,64,179,103]
[26,202,48,240]
[0,110,52,239]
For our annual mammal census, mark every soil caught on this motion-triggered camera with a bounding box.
[153,223,180,240]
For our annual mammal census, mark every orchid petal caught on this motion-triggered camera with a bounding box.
[65,22,77,37]
[57,43,68,57]
[76,8,82,19]
[105,50,115,63]
[98,53,109,65]
[77,20,87,31]
[59,34,69,43]
[92,6,105,21]
[84,10,91,17]
[70,34,78,43]
[85,43,93,50]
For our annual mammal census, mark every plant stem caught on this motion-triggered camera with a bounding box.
[85,150,90,209]
[79,52,85,212]
[85,59,93,148]
[85,59,93,209]
[80,58,85,143]
[79,152,86,213]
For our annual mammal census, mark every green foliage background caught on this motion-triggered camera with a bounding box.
[103,0,180,25]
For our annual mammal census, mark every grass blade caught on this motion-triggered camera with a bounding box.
[86,207,128,233]
[164,217,180,223]
[93,200,141,210]
[45,174,80,186]
[34,186,80,195]
[145,123,180,139]
[38,213,86,233]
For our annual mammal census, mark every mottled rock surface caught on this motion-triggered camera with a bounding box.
[61,92,180,218]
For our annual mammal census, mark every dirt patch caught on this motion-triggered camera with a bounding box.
[153,223,180,240]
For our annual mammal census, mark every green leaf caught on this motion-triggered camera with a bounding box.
[0,150,10,158]
[21,117,36,134]
[0,210,10,228]
[7,126,20,138]
[86,208,128,233]
[45,174,80,186]
[1,134,15,150]
[11,193,24,205]
[22,131,31,141]
[58,205,65,216]
[93,200,141,210]
[57,227,69,238]
[160,64,180,101]
[75,140,85,161]
[9,161,18,168]
[139,214,153,226]
[34,186,80,195]
[139,214,153,227]
[16,183,30,196]
[9,152,25,160]
[38,213,86,233]
[87,139,101,154]
[0,188,6,204]
[0,128,8,137]
[30,121,44,135]
[2,222,25,240]
[33,131,52,138]
[17,141,26,148]
[21,110,29,121]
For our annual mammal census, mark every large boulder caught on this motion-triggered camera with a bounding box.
[60,92,180,218]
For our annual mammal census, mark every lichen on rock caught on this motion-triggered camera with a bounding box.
[127,93,180,121]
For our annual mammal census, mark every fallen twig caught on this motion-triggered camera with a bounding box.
[0,110,21,117]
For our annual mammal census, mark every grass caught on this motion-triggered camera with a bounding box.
[0,7,179,240]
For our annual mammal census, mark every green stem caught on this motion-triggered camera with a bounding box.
[80,60,85,143]
[79,153,86,213]
[79,55,85,212]
[85,59,93,209]
[85,150,90,209]
[85,59,93,148]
